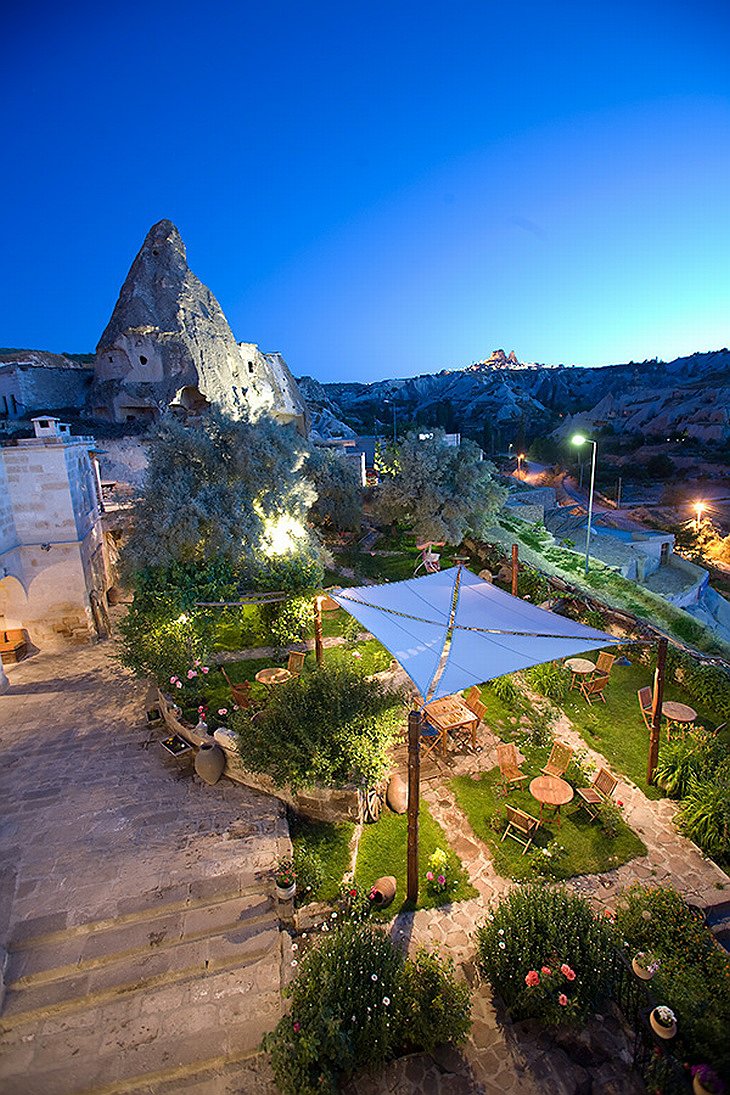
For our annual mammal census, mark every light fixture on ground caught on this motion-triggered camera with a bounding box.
[695,501,705,532]
[571,433,597,575]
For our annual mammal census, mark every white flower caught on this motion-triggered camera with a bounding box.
[291,960,298,967]
[383,997,390,1006]
[371,973,378,981]
[498,928,504,935]
[499,941,506,949]
[291,943,298,951]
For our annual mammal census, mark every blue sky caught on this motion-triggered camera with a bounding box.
[3,0,729,382]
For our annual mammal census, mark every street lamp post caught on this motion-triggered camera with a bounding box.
[571,433,597,575]
[695,502,704,532]
[383,399,397,445]
[517,452,525,478]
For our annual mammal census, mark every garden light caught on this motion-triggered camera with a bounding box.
[569,434,597,574]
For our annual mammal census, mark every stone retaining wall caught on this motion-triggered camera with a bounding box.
[155,689,365,823]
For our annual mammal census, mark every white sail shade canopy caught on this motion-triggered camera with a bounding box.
[331,566,618,702]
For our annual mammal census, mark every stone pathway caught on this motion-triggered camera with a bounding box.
[0,643,288,1094]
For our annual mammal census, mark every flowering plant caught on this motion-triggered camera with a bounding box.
[425,848,453,895]
[274,858,296,889]
[634,950,661,975]
[654,1005,676,1027]
[691,1065,725,1094]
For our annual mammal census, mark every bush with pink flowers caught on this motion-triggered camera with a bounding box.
[475,885,613,1025]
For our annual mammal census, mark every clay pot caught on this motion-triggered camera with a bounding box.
[369,876,397,909]
[693,1075,722,1095]
[275,882,296,901]
[649,1008,676,1040]
[632,956,654,980]
[386,774,408,814]
[194,741,225,785]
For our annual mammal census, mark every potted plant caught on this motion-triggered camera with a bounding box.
[274,858,296,901]
[632,951,661,980]
[692,1064,726,1095]
[649,1005,677,1039]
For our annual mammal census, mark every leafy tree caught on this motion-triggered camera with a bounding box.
[646,453,675,480]
[306,446,363,533]
[122,409,319,575]
[373,429,506,543]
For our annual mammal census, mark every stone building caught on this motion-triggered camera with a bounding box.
[0,352,94,422]
[0,417,110,648]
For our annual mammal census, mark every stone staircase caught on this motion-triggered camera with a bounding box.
[0,874,285,1094]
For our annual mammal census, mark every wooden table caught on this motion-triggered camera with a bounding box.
[255,667,293,687]
[424,696,479,753]
[529,775,574,828]
[565,657,596,690]
[661,700,697,738]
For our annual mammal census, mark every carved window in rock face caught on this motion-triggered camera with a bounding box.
[139,355,148,365]
[248,361,254,374]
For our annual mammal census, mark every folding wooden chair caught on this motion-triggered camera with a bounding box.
[220,667,254,709]
[451,697,485,750]
[594,651,616,678]
[541,741,574,779]
[496,743,527,795]
[465,686,482,709]
[580,675,608,705]
[501,804,541,854]
[637,686,653,731]
[286,651,306,677]
[576,767,619,819]
[420,719,444,759]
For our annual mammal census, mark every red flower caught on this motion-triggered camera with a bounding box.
[293,1021,301,1033]
[558,994,568,1006]
[525,970,540,987]
[560,963,576,981]
[541,966,552,975]
[349,888,358,897]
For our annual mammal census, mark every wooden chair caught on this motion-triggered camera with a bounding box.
[220,667,254,709]
[580,675,608,705]
[496,743,527,795]
[541,741,574,779]
[577,767,619,819]
[465,686,481,709]
[420,719,444,759]
[286,651,306,677]
[593,651,615,678]
[501,804,541,854]
[637,686,653,731]
[451,698,485,750]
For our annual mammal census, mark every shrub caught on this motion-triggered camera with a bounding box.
[293,846,325,906]
[654,738,702,798]
[263,596,312,649]
[263,921,471,1093]
[526,662,568,703]
[614,885,730,1081]
[596,797,623,839]
[676,767,730,860]
[475,885,613,1025]
[488,674,518,705]
[342,613,363,645]
[517,567,551,603]
[233,663,404,791]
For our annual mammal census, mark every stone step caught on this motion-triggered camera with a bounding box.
[6,892,275,990]
[9,872,263,952]
[0,955,284,1095]
[2,915,280,1028]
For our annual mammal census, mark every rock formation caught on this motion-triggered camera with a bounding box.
[90,220,307,431]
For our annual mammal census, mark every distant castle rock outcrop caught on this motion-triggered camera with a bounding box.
[89,219,307,431]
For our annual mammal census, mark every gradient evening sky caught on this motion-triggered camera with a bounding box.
[3,0,730,382]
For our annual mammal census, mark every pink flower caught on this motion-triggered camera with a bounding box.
[525,970,540,987]
[175,681,183,689]
[292,1021,301,1033]
[437,874,446,886]
[198,705,206,713]
[561,964,576,981]
[170,676,178,684]
[194,658,201,666]
[202,666,209,674]
[187,669,197,679]
[352,651,362,658]
[218,708,228,716]
[558,994,568,1006]
[426,871,434,881]
[541,966,552,975]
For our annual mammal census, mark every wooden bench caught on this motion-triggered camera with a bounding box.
[0,629,27,664]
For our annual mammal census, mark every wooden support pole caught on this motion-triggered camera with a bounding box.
[406,710,421,905]
[313,596,324,668]
[647,637,668,785]
[511,543,519,597]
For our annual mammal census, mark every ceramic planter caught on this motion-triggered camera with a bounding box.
[275,882,296,901]
[632,956,654,980]
[693,1075,721,1095]
[649,1009,676,1040]
[386,774,408,814]
[194,741,225,785]
[370,875,397,909]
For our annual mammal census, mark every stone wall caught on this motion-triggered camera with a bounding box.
[156,690,364,823]
[0,362,93,420]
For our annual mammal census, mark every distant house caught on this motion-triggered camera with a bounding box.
[0,358,93,422]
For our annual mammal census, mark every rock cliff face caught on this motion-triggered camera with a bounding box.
[90,220,307,431]
[318,349,730,445]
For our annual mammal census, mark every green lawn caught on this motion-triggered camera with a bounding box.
[354,800,477,916]
[290,816,356,904]
[310,638,393,676]
[451,747,646,882]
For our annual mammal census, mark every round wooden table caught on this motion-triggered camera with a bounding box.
[565,657,596,690]
[661,700,697,738]
[529,775,574,829]
[255,667,293,687]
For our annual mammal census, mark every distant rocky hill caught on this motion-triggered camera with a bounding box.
[305,348,730,446]
[90,219,306,430]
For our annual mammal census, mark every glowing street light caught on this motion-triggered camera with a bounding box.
[517,452,526,477]
[383,398,397,445]
[695,501,705,532]
[571,433,597,575]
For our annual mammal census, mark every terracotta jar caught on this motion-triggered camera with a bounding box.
[370,876,397,909]
[194,741,225,785]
